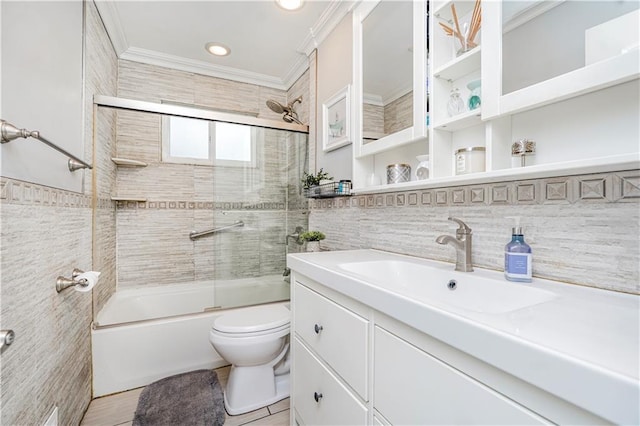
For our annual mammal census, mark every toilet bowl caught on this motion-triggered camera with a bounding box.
[209,304,290,415]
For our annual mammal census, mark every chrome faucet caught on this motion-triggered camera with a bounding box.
[436,217,473,272]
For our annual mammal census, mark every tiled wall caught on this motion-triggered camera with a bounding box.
[112,63,310,289]
[384,91,413,135]
[363,92,414,142]
[0,2,117,425]
[113,115,307,287]
[309,170,640,294]
[363,103,384,137]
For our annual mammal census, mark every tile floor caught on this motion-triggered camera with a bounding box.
[80,366,290,426]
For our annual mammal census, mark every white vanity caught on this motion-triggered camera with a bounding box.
[287,250,639,425]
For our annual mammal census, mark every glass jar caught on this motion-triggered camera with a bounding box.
[415,155,429,180]
[447,88,466,117]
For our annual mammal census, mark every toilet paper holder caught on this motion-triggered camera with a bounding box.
[56,268,89,293]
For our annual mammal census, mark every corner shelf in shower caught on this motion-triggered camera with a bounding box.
[110,196,148,202]
[111,157,148,167]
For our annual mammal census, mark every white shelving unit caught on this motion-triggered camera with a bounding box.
[348,0,639,193]
[352,0,429,191]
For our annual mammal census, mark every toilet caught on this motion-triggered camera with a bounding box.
[209,303,290,415]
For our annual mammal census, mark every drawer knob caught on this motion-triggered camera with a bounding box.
[314,391,323,402]
[314,324,323,334]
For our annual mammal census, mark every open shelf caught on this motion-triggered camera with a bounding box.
[433,0,476,23]
[111,157,148,167]
[111,196,147,202]
[433,46,481,82]
[353,153,640,194]
[433,108,482,131]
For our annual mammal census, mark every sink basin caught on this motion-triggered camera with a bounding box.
[339,260,556,314]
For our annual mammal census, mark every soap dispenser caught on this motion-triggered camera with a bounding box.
[504,217,532,282]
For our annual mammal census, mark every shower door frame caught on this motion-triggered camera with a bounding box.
[94,95,309,133]
[92,95,309,325]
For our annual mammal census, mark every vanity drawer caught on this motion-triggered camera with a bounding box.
[374,326,549,425]
[293,338,367,425]
[294,282,369,400]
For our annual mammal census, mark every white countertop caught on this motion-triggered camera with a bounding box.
[287,249,640,425]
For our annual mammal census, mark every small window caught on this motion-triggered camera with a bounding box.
[162,116,211,165]
[212,122,256,167]
[162,117,256,168]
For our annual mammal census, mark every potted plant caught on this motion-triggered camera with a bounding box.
[299,230,326,252]
[302,168,333,197]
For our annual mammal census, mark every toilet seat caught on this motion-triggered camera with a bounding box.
[210,322,289,339]
[212,304,290,336]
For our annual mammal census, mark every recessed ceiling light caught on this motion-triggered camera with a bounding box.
[276,0,304,11]
[205,42,230,57]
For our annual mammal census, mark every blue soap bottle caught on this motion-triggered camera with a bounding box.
[504,217,532,282]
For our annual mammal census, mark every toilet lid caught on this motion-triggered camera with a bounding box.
[212,304,290,333]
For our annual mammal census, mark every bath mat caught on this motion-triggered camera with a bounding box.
[133,369,225,426]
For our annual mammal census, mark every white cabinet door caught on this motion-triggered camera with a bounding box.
[374,326,550,425]
[293,338,368,425]
[294,282,369,399]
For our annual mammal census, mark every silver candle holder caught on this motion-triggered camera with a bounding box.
[511,139,536,167]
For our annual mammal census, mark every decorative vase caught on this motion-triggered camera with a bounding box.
[306,241,321,252]
[467,79,481,110]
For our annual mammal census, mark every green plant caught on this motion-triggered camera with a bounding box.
[299,231,326,242]
[302,168,333,189]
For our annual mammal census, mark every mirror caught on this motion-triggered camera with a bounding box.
[501,0,639,95]
[362,1,413,143]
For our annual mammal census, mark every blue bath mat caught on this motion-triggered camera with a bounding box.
[133,369,225,426]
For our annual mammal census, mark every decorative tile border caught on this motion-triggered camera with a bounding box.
[1,178,299,212]
[116,200,289,211]
[309,170,640,210]
[1,178,92,208]
[9,171,635,212]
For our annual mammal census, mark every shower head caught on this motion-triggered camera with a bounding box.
[283,113,303,125]
[266,99,286,114]
[266,96,304,124]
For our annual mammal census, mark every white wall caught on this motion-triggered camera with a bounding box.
[316,13,353,180]
[1,1,85,192]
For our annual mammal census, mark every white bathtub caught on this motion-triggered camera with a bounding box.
[92,276,290,397]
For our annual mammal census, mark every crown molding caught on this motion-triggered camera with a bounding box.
[382,84,413,106]
[364,84,412,107]
[120,47,288,90]
[363,93,383,106]
[296,0,358,56]
[95,0,349,91]
[282,54,310,89]
[93,0,128,56]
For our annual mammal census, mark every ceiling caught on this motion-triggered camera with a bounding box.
[95,0,352,90]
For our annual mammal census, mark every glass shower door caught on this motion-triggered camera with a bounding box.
[210,125,308,310]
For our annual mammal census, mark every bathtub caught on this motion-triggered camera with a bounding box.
[92,275,290,397]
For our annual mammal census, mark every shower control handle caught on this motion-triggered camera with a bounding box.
[314,324,323,334]
[314,391,323,403]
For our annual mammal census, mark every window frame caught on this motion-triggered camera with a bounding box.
[161,116,257,168]
[161,116,213,166]
[211,121,258,168]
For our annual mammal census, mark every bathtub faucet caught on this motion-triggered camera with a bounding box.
[436,217,473,272]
